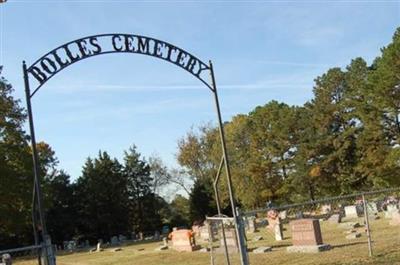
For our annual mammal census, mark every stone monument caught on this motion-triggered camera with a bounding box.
[1,254,11,265]
[327,214,341,224]
[267,209,283,241]
[248,216,257,233]
[170,229,200,252]
[344,205,360,218]
[287,219,330,253]
[218,229,239,253]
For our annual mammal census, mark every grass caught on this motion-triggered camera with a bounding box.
[15,213,400,265]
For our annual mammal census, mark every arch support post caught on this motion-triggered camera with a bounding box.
[209,61,249,265]
[23,61,56,265]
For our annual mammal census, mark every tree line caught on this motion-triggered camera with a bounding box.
[176,28,400,211]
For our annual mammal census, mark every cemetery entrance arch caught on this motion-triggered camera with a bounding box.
[22,34,248,265]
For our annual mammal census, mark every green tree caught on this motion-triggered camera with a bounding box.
[75,152,129,241]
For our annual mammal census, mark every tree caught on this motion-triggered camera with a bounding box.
[123,146,160,232]
[45,170,76,245]
[0,67,34,248]
[75,152,129,241]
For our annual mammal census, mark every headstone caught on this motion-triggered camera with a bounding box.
[192,225,201,237]
[253,235,263,242]
[321,204,332,214]
[138,232,144,241]
[199,247,209,253]
[287,219,330,253]
[218,229,238,253]
[367,202,378,214]
[1,254,11,265]
[118,235,126,242]
[96,241,102,252]
[111,236,119,246]
[199,225,210,241]
[327,214,341,224]
[274,223,283,241]
[248,217,257,233]
[162,225,170,235]
[66,240,76,252]
[346,232,361,240]
[253,246,272,253]
[296,211,304,219]
[266,210,283,241]
[385,204,399,219]
[344,205,360,218]
[111,248,122,252]
[279,210,287,220]
[390,212,400,226]
[170,229,199,252]
[338,222,360,229]
[154,231,161,241]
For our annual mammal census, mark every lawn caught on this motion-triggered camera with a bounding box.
[15,213,400,265]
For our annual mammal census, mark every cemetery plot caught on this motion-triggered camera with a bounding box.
[8,215,400,265]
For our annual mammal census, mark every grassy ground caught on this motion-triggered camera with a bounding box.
[15,214,400,265]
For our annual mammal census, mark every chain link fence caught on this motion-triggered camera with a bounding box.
[241,187,400,265]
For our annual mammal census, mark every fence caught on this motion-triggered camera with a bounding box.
[0,244,42,264]
[207,187,400,265]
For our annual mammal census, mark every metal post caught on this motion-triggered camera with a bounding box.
[214,155,224,216]
[213,156,231,265]
[209,61,249,265]
[23,61,55,265]
[362,194,373,257]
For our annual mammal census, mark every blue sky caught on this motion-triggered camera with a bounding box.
[0,0,399,181]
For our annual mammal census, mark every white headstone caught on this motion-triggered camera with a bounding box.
[344,205,359,218]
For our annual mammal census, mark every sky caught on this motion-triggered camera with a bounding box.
[0,0,399,182]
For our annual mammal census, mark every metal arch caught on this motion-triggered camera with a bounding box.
[26,33,213,97]
[23,35,249,265]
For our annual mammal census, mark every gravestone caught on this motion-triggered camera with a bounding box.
[111,236,119,246]
[96,241,103,252]
[118,235,126,242]
[267,210,283,241]
[327,214,341,224]
[170,229,199,252]
[346,232,361,240]
[321,204,332,214]
[253,235,263,241]
[367,202,378,214]
[66,241,76,252]
[248,217,257,233]
[295,211,304,219]
[338,222,360,229]
[219,229,239,253]
[138,232,144,241]
[253,246,272,253]
[344,205,360,218]
[192,224,201,238]
[274,223,283,241]
[390,212,400,226]
[1,254,11,265]
[155,238,169,251]
[279,210,287,220]
[287,219,330,253]
[385,204,399,219]
[162,225,170,235]
[154,231,161,241]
